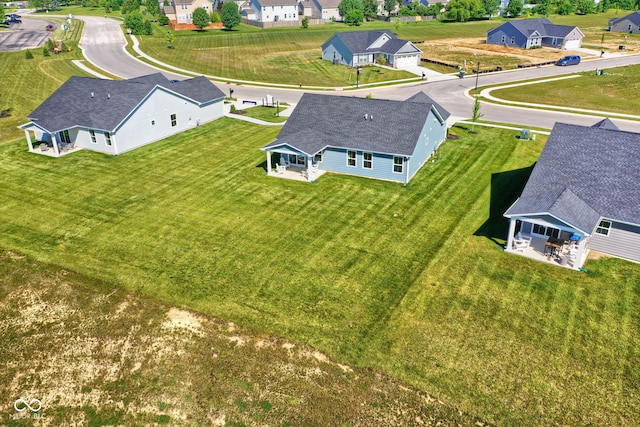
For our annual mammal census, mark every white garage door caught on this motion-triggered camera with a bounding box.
[395,55,419,69]
[563,39,581,50]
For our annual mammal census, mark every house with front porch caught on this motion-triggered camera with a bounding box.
[20,73,225,157]
[504,120,640,269]
[261,92,450,184]
[321,30,422,69]
[487,18,583,50]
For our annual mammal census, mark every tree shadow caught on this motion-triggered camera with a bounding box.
[474,165,535,247]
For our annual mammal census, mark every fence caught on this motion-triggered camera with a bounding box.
[241,17,323,28]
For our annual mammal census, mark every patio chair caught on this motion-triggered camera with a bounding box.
[512,236,531,252]
[40,143,49,152]
[275,163,286,175]
[280,157,290,168]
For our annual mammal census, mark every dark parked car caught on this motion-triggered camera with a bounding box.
[556,55,581,66]
[5,14,22,23]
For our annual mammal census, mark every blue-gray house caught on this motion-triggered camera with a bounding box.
[261,92,450,184]
[609,11,640,34]
[321,30,422,69]
[504,119,640,269]
[487,18,583,50]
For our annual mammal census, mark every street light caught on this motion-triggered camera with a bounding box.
[356,67,360,88]
[475,61,480,90]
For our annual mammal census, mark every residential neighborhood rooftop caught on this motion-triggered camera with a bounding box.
[505,121,640,232]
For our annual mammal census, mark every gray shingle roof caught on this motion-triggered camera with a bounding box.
[592,118,619,130]
[314,0,341,8]
[262,92,450,157]
[255,0,298,6]
[490,18,579,39]
[324,30,421,56]
[27,74,225,133]
[609,11,640,26]
[505,121,640,232]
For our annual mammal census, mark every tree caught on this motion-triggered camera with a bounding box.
[146,0,160,17]
[362,0,378,20]
[301,16,309,28]
[339,0,364,24]
[193,7,210,30]
[344,8,364,25]
[0,4,5,18]
[383,0,397,15]
[532,0,551,15]
[121,0,140,14]
[480,0,500,16]
[158,14,169,24]
[444,0,483,21]
[124,11,151,34]
[165,29,175,48]
[471,97,483,132]
[555,0,574,15]
[575,0,595,13]
[221,1,241,29]
[506,0,523,16]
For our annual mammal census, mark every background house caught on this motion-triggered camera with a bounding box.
[20,74,225,157]
[487,18,583,50]
[310,0,341,22]
[322,30,422,69]
[261,92,450,184]
[504,120,640,269]
[163,0,214,28]
[609,11,640,34]
[249,0,299,22]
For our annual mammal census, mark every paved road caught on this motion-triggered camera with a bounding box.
[0,17,57,52]
[77,16,640,132]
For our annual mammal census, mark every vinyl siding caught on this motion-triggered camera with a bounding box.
[406,111,446,181]
[114,89,223,154]
[487,25,528,48]
[588,221,640,263]
[322,36,353,66]
[320,148,406,182]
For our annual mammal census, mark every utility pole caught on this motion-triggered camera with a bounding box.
[475,61,480,90]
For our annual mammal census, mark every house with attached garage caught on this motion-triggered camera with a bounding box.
[163,0,214,26]
[504,119,640,269]
[487,18,584,50]
[608,11,640,34]
[261,92,450,184]
[322,30,423,69]
[20,73,225,157]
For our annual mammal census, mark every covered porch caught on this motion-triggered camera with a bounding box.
[263,147,325,183]
[505,217,590,270]
[21,123,81,157]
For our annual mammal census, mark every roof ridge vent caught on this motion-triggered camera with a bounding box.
[107,93,111,99]
[91,92,94,98]
[364,113,368,120]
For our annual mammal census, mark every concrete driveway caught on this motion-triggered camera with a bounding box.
[0,18,57,52]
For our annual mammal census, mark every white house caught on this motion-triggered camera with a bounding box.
[250,0,298,22]
[20,74,225,157]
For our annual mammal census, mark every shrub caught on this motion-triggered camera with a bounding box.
[25,50,34,59]
[210,11,221,22]
[42,46,50,56]
[158,15,169,25]
[302,16,309,28]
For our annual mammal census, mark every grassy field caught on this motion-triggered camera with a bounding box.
[0,251,483,426]
[488,64,640,115]
[231,105,288,122]
[0,18,88,143]
[1,118,638,425]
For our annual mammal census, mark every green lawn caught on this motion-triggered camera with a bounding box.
[0,119,638,425]
[488,65,640,115]
[232,105,288,122]
[0,18,88,142]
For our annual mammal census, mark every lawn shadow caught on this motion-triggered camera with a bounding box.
[256,152,284,172]
[475,165,534,246]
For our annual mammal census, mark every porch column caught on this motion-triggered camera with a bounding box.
[266,151,272,175]
[24,130,33,151]
[506,219,517,251]
[306,157,312,182]
[51,134,60,156]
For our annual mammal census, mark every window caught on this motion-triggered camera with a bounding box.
[629,24,632,31]
[314,152,323,162]
[59,130,71,145]
[501,35,506,43]
[595,220,612,236]
[181,4,187,9]
[532,224,559,238]
[393,156,403,173]
[170,113,177,127]
[510,36,515,44]
[105,132,112,146]
[151,120,155,126]
[347,150,356,167]
[89,130,96,144]
[363,152,372,169]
